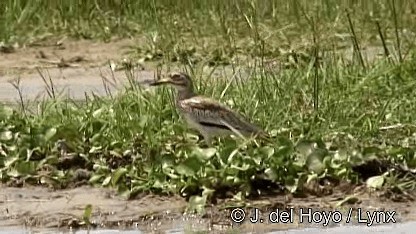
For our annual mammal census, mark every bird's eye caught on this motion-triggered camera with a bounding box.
[171,74,182,81]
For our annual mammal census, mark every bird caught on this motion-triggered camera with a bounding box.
[150,72,268,146]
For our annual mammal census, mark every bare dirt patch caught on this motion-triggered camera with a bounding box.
[0,185,187,231]
[0,38,158,102]
[0,38,135,76]
[1,183,416,233]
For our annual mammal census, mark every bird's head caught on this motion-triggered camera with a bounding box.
[150,72,193,91]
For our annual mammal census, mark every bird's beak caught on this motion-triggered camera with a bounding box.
[149,76,173,86]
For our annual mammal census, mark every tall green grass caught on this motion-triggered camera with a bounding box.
[1,0,416,61]
[1,0,416,214]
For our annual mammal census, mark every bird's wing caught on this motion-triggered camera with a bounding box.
[178,96,267,137]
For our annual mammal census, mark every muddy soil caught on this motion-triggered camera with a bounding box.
[0,39,414,233]
[0,38,156,103]
[1,184,416,233]
[0,38,135,76]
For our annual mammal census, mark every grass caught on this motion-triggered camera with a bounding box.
[1,0,416,215]
[2,0,416,65]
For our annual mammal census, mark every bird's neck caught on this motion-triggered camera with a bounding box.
[177,89,196,100]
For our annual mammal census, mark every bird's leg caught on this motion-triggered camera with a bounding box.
[201,134,212,147]
[204,138,212,147]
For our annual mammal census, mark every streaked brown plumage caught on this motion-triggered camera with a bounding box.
[150,72,268,146]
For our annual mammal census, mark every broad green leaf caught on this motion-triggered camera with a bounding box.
[111,167,128,186]
[264,168,278,181]
[202,186,215,197]
[366,175,384,189]
[0,131,13,141]
[175,157,201,176]
[44,128,57,142]
[16,161,36,175]
[109,150,122,158]
[90,133,101,143]
[233,191,244,201]
[259,146,274,158]
[333,149,348,161]
[336,168,348,177]
[306,149,328,174]
[296,140,316,157]
[161,155,175,169]
[306,173,318,184]
[89,146,102,153]
[89,174,103,184]
[192,147,216,162]
[102,175,112,186]
[187,195,207,214]
[153,178,167,189]
[7,169,19,177]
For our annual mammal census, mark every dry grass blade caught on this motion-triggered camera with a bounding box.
[36,67,56,99]
[346,10,366,70]
[8,77,27,115]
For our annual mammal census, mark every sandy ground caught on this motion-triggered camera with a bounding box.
[1,38,134,76]
[1,184,416,233]
[0,38,158,103]
[1,38,415,233]
[0,185,188,230]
